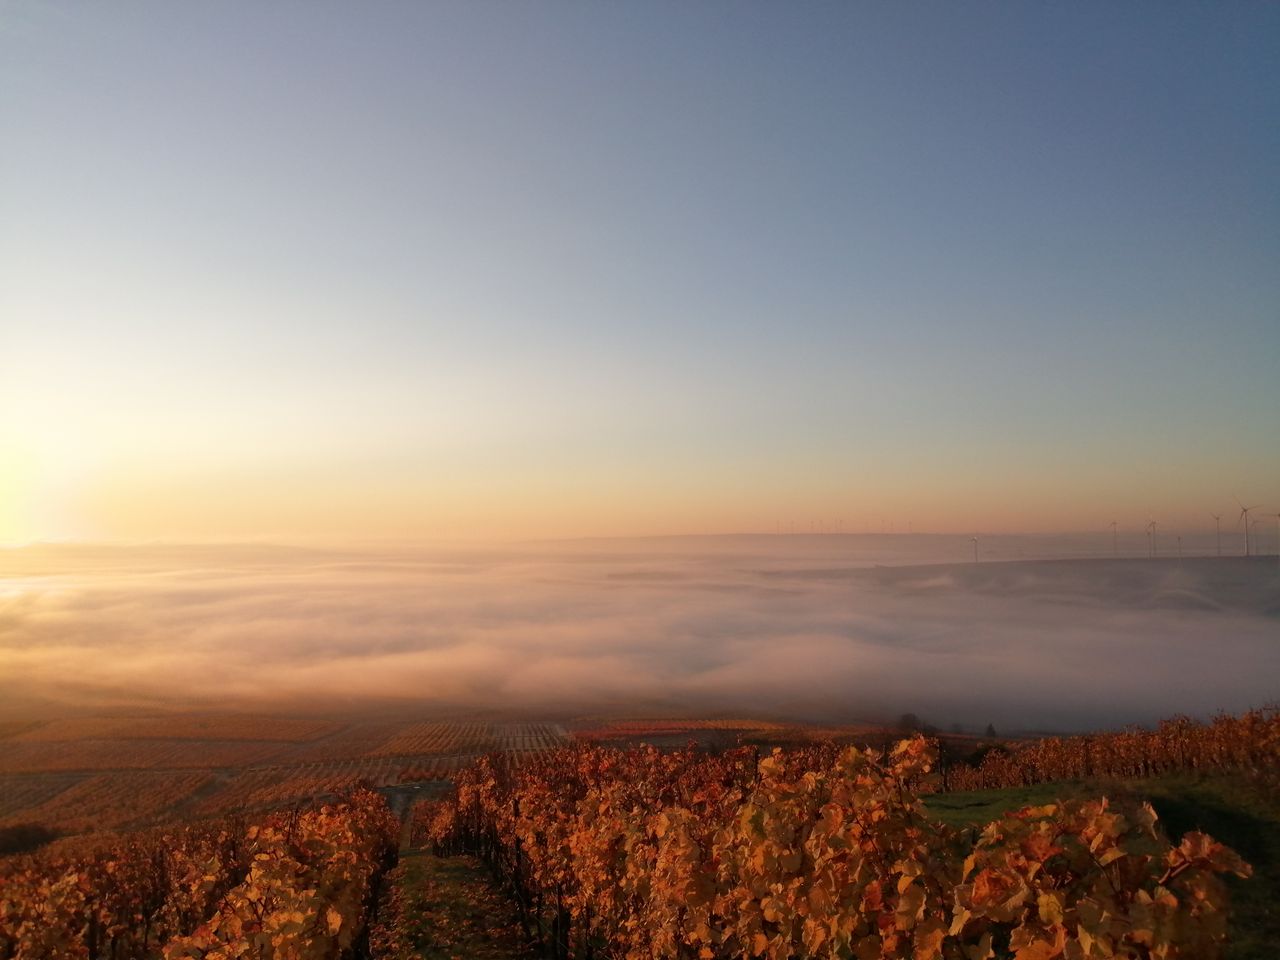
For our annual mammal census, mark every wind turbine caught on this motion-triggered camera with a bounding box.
[1146,520,1158,558]
[970,536,979,563]
[1209,512,1222,557]
[1237,499,1262,557]
[1109,520,1117,557]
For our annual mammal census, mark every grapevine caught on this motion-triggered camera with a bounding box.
[0,788,397,960]
[421,737,1252,959]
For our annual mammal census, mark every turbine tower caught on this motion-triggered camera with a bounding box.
[1109,520,1117,557]
[969,536,978,563]
[1210,512,1222,557]
[1237,499,1262,557]
[1146,520,1157,558]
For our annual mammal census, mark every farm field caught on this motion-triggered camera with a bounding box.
[7,715,340,743]
[7,707,1274,842]
[571,717,794,739]
[415,719,1276,960]
[5,708,1278,957]
[0,771,212,833]
[0,773,83,821]
[0,712,903,834]
[0,713,577,834]
[3,712,978,836]
[0,738,291,773]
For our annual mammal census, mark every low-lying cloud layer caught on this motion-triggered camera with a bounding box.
[1,538,1276,731]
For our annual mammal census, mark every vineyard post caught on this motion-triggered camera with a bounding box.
[533,886,545,954]
[511,797,533,939]
[551,885,565,960]
[579,902,594,960]
[86,909,99,959]
[561,885,573,960]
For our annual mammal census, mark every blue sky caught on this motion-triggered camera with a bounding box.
[1,2,1277,541]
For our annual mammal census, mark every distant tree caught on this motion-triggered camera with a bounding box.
[898,712,921,732]
[985,723,997,739]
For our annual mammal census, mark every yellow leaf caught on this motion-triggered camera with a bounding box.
[1097,847,1125,867]
[1077,925,1094,953]
[1037,892,1064,925]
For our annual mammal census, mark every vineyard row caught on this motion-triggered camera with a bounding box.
[417,735,1256,959]
[1,788,398,960]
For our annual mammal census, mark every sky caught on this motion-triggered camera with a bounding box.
[2,2,1278,543]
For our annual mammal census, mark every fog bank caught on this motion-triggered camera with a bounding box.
[1,537,1276,731]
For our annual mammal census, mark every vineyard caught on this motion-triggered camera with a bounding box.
[417,738,1255,959]
[192,760,408,816]
[0,788,397,959]
[398,755,481,784]
[0,774,83,822]
[944,710,1280,792]
[0,718,571,834]
[282,722,416,762]
[496,723,573,753]
[369,720,501,757]
[0,772,213,834]
[0,739,290,774]
[572,719,792,741]
[2,709,1277,958]
[8,716,340,743]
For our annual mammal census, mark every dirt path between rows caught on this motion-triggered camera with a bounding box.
[373,852,537,960]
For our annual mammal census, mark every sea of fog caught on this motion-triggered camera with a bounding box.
[1,535,1277,732]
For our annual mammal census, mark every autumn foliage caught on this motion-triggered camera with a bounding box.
[945,709,1280,792]
[420,738,1251,959]
[0,787,397,960]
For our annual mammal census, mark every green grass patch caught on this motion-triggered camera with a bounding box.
[924,779,1100,828]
